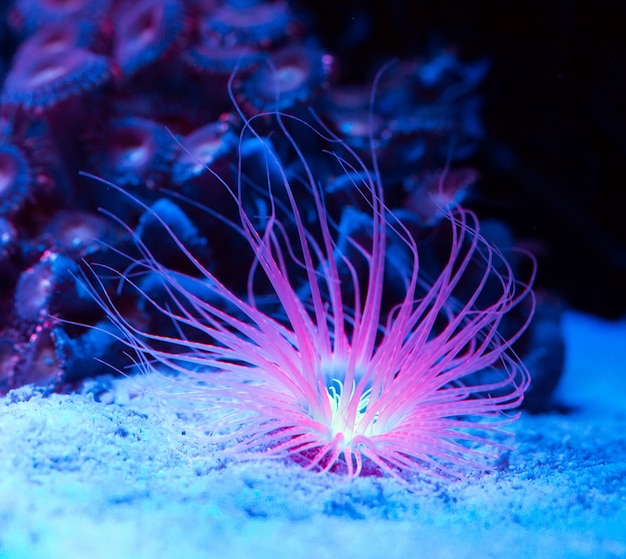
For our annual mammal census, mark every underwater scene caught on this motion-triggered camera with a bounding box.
[0,1,624,557]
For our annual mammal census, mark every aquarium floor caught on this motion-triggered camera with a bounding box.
[1,311,625,559]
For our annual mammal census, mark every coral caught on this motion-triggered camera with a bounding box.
[112,0,186,79]
[514,290,565,413]
[0,332,20,391]
[50,322,129,385]
[321,85,389,157]
[403,167,479,227]
[203,0,297,48]
[173,119,238,185]
[183,38,261,78]
[0,119,74,223]
[2,46,110,111]
[109,0,192,123]
[9,324,114,390]
[182,36,261,118]
[0,217,19,292]
[0,217,18,260]
[134,198,212,272]
[17,21,95,55]
[235,45,335,115]
[81,103,534,486]
[0,143,32,217]
[13,0,111,34]
[11,326,64,388]
[14,250,95,327]
[86,116,175,193]
[38,210,121,259]
[171,117,239,209]
[0,0,564,419]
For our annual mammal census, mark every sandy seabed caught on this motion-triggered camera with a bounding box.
[1,310,625,559]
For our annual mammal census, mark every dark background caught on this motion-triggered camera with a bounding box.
[298,0,626,318]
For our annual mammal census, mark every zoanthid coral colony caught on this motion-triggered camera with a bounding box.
[83,94,534,487]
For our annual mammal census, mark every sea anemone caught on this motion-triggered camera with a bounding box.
[82,84,534,487]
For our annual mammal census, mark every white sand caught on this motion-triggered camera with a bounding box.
[1,310,625,559]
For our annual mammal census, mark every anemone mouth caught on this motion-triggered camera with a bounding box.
[325,379,377,443]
